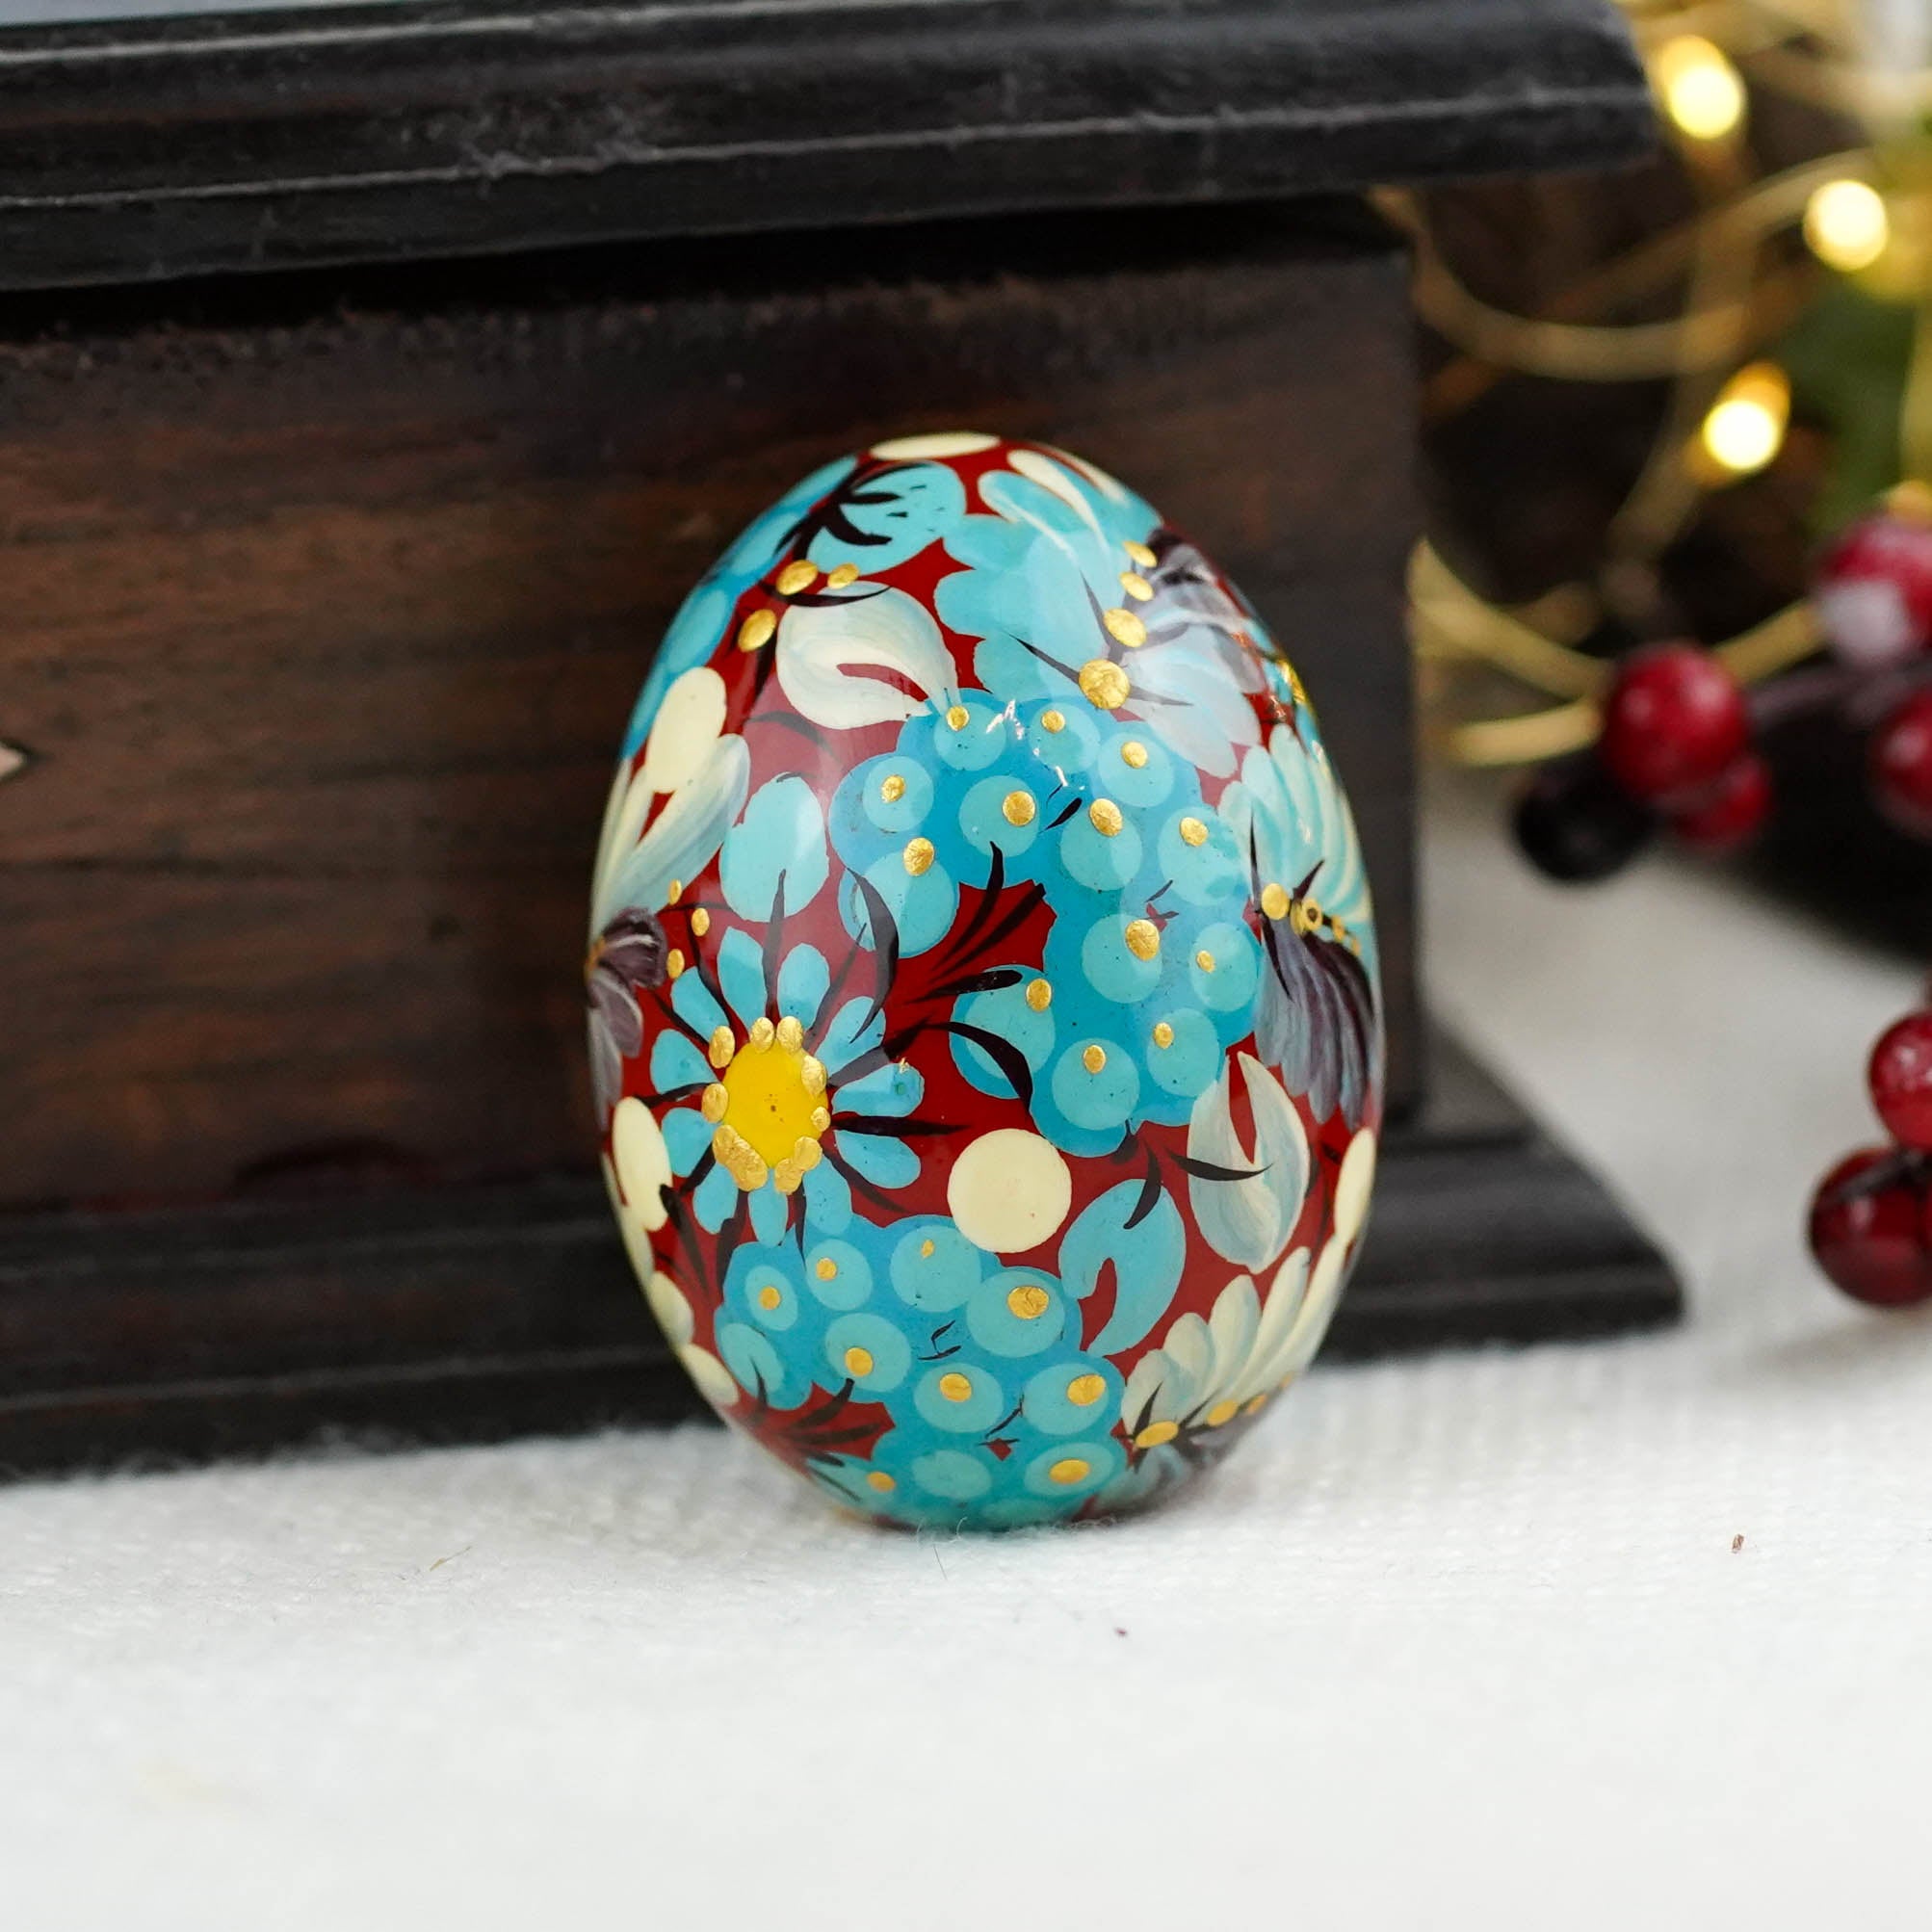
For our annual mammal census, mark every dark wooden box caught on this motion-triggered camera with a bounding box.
[0,0,1674,1471]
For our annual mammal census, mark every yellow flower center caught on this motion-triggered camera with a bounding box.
[706,1016,829,1194]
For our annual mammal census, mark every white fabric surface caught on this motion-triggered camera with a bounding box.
[8,781,1932,1930]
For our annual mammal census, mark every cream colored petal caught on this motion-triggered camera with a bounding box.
[872,431,999,459]
[1119,1351,1172,1431]
[946,1129,1072,1254]
[680,1345,741,1410]
[1205,1274,1262,1388]
[595,734,749,932]
[1281,1237,1352,1379]
[1187,1053,1310,1269]
[775,587,954,730]
[612,1097,672,1235]
[1039,442,1133,504]
[1160,1312,1214,1400]
[1241,1247,1313,1397]
[644,1267,694,1348]
[1006,448,1108,542]
[640,666,727,797]
[1332,1129,1379,1252]
[601,1152,655,1289]
[589,762,653,937]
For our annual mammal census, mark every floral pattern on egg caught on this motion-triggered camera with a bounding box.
[591,432,1383,1528]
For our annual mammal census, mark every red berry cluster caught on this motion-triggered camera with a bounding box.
[1817,505,1932,839]
[1514,499,1932,884]
[1598,643,1767,850]
[1513,644,1762,882]
[1808,1009,1932,1309]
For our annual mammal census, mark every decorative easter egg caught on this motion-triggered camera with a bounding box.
[588,432,1382,1528]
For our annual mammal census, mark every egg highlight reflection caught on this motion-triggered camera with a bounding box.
[590,432,1382,1528]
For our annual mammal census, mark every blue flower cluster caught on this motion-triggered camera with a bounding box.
[827,687,1266,1158]
[710,1202,1142,1528]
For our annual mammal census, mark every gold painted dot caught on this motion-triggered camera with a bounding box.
[1066,1372,1106,1406]
[1006,1284,1051,1320]
[880,772,907,804]
[1040,709,1066,733]
[737,609,776,652]
[667,879,683,904]
[1025,979,1053,1012]
[866,1469,896,1492]
[1119,571,1153,602]
[945,704,970,731]
[1244,1392,1270,1416]
[758,1284,782,1310]
[1003,790,1036,827]
[1151,1021,1175,1050]
[1082,1044,1108,1074]
[775,1014,804,1052]
[1048,1457,1091,1485]
[1104,608,1148,649]
[666,948,686,979]
[1120,740,1149,769]
[1204,1398,1240,1427]
[1195,950,1216,973]
[827,562,860,589]
[747,1016,775,1051]
[1178,816,1208,847]
[1260,882,1291,922]
[920,1239,936,1259]
[700,1083,729,1122]
[844,1345,875,1379]
[690,907,712,937]
[776,561,819,596]
[1135,1420,1180,1449]
[903,837,936,876]
[1079,660,1131,710]
[1088,798,1123,837]
[708,1026,736,1070]
[1124,538,1158,569]
[938,1371,974,1403]
[1124,918,1160,962]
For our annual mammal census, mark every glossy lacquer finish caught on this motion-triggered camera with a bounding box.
[589,433,1382,1527]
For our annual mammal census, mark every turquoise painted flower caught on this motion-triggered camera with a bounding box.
[778,1183,1192,1527]
[937,448,1269,777]
[653,922,924,1240]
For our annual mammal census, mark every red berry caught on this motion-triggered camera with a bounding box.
[1815,510,1932,670]
[1667,752,1771,853]
[1809,1148,1932,1308]
[1869,689,1932,839]
[1869,1012,1932,1150]
[1598,644,1750,806]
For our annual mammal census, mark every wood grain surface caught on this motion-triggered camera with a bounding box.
[0,201,1421,1213]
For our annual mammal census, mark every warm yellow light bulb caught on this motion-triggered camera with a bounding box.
[1697,362,1789,478]
[1805,179,1891,273]
[1655,36,1746,142]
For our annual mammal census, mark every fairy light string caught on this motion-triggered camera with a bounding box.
[1408,0,1930,767]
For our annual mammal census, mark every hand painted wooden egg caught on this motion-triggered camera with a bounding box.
[589,432,1382,1528]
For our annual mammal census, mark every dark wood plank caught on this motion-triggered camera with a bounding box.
[0,0,1654,291]
[0,1028,1679,1476]
[0,201,1422,1209]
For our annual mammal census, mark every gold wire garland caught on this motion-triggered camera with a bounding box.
[1413,0,1930,767]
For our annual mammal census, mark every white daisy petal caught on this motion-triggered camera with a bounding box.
[776,586,955,730]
